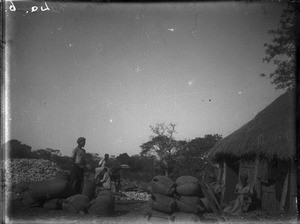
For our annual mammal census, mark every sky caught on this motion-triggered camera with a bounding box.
[6,1,286,157]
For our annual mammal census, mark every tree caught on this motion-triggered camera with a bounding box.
[32,148,62,159]
[127,154,143,172]
[4,139,32,159]
[261,4,296,90]
[140,123,179,177]
[116,153,131,165]
[32,149,52,160]
[45,148,61,156]
[31,148,74,170]
[173,134,222,180]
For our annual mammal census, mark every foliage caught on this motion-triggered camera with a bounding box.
[116,153,131,165]
[3,139,32,159]
[140,123,179,176]
[140,123,222,179]
[171,134,222,180]
[125,155,160,182]
[31,148,73,170]
[115,153,159,182]
[261,4,296,90]
[5,131,222,184]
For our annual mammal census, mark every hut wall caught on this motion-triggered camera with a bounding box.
[257,158,291,212]
[239,159,255,186]
[261,184,281,211]
[222,162,239,203]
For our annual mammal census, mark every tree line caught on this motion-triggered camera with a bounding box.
[2,123,222,182]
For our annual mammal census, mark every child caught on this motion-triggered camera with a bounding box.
[98,167,111,190]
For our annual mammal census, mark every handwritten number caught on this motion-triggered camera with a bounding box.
[41,2,50,11]
[9,0,16,11]
[31,6,38,12]
[8,1,51,12]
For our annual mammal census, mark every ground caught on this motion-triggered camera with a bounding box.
[4,198,298,224]
[3,175,298,224]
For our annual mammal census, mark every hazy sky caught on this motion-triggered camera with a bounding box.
[7,1,286,157]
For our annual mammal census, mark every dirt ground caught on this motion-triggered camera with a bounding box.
[6,199,151,224]
[4,199,298,224]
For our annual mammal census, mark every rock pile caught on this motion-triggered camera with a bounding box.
[4,159,61,186]
[116,191,151,201]
[3,159,61,200]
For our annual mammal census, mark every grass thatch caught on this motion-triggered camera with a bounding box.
[207,91,296,161]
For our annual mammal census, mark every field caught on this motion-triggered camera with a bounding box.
[5,190,298,224]
[2,159,298,224]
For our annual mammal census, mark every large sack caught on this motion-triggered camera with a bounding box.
[176,176,203,197]
[43,198,63,210]
[21,192,42,207]
[151,176,176,196]
[82,179,95,200]
[179,196,204,208]
[96,190,114,201]
[28,179,70,201]
[13,181,31,193]
[88,199,115,216]
[176,200,198,214]
[88,190,115,216]
[170,212,201,223]
[62,194,90,214]
[55,170,71,181]
[176,196,205,214]
[150,193,177,214]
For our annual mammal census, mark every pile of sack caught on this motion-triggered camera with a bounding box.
[20,171,115,216]
[5,159,62,200]
[60,190,114,216]
[6,159,115,216]
[38,190,115,216]
[20,170,94,205]
[21,170,72,207]
[150,175,210,215]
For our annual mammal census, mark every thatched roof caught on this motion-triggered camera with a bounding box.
[207,91,296,161]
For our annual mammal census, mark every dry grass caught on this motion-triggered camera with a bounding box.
[207,91,296,162]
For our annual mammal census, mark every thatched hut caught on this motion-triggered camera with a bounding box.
[207,91,296,214]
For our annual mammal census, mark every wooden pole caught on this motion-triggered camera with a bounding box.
[220,161,226,204]
[253,155,260,184]
[280,172,289,211]
[288,162,297,215]
[253,155,262,200]
[217,163,222,183]
[222,161,226,185]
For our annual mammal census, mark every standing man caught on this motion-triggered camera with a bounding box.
[69,137,87,195]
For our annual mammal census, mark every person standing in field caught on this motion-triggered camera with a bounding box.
[69,137,87,195]
[95,153,110,179]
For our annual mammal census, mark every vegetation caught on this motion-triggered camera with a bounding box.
[3,123,222,183]
[171,134,222,180]
[140,123,179,177]
[261,4,296,91]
